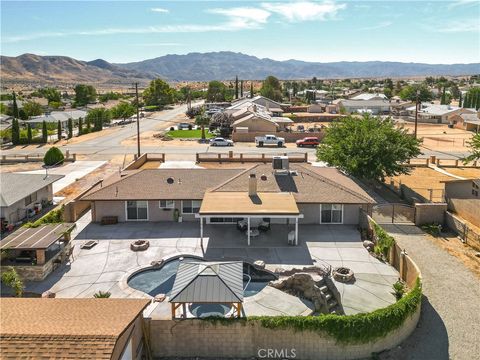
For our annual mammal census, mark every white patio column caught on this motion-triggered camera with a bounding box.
[200,216,203,241]
[247,217,251,246]
[295,217,299,246]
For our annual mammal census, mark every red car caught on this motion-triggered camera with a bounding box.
[296,137,319,147]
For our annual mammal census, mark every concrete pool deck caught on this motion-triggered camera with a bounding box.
[26,213,398,315]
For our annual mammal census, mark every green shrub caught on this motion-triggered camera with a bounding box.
[1,267,24,297]
[43,146,64,166]
[421,223,442,237]
[23,207,64,228]
[392,280,406,300]
[373,223,395,258]
[93,291,111,298]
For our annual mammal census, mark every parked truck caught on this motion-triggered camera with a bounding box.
[255,134,285,147]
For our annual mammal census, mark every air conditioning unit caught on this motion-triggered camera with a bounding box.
[272,156,289,171]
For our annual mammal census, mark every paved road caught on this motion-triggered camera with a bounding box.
[379,224,480,360]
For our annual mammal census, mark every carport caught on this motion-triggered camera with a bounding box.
[196,190,303,246]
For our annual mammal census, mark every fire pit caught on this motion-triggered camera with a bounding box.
[332,267,355,283]
[130,240,150,251]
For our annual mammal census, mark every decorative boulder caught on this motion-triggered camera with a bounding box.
[253,260,265,269]
[42,291,56,298]
[150,260,164,267]
[332,267,355,283]
[154,294,166,302]
[363,240,375,251]
[130,240,150,251]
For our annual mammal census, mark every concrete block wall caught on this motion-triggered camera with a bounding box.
[414,203,447,226]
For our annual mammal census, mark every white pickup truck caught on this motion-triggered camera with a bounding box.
[255,134,285,147]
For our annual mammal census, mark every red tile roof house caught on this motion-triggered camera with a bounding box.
[81,162,375,245]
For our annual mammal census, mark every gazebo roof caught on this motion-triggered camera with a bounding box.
[169,261,244,303]
[0,223,75,250]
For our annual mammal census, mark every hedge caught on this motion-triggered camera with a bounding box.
[23,207,64,228]
[205,277,422,345]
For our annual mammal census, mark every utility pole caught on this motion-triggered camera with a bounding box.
[134,82,141,157]
[414,90,419,139]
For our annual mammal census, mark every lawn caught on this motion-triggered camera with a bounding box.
[166,129,214,139]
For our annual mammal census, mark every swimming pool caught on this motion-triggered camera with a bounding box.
[127,256,276,298]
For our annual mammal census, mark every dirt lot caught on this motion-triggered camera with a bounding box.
[441,167,480,179]
[428,232,480,278]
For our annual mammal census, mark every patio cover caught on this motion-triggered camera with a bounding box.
[199,192,300,216]
[0,223,74,250]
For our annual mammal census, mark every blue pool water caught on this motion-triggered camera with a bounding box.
[128,256,273,297]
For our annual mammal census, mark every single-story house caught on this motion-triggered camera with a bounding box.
[442,178,480,227]
[405,104,474,124]
[0,298,150,360]
[23,110,87,128]
[0,173,63,226]
[81,162,375,245]
[230,105,293,133]
[350,93,387,101]
[449,112,480,132]
[228,96,284,116]
[337,99,391,115]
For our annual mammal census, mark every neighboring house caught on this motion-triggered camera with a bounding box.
[230,104,292,133]
[24,110,87,128]
[443,178,480,227]
[228,96,284,116]
[0,298,150,360]
[0,114,13,131]
[350,93,387,101]
[449,112,480,132]
[337,99,391,115]
[405,104,474,124]
[0,173,63,225]
[81,162,375,231]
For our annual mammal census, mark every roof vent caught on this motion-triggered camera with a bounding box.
[273,156,289,171]
[260,174,267,181]
[167,177,174,184]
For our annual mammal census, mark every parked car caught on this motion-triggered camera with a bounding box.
[296,137,319,147]
[255,135,285,147]
[210,137,234,146]
[178,123,191,130]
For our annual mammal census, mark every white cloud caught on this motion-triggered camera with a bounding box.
[447,0,478,10]
[360,21,393,31]
[133,42,182,47]
[261,1,346,22]
[207,7,271,30]
[151,8,169,13]
[435,18,479,33]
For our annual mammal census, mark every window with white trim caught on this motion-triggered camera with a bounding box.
[182,200,201,214]
[159,200,175,209]
[126,201,148,220]
[321,204,343,223]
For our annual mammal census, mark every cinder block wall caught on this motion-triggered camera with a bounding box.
[414,203,447,226]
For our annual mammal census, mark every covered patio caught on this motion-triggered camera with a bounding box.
[197,190,303,246]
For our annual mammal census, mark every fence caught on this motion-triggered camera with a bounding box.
[196,151,308,163]
[445,211,480,251]
[372,203,416,224]
[404,157,479,168]
[63,179,104,222]
[0,152,76,164]
[122,153,165,170]
[232,131,325,143]
[384,179,445,203]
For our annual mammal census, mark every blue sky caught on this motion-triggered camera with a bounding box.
[1,0,479,64]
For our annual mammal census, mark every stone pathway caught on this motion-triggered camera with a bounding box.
[380,224,480,360]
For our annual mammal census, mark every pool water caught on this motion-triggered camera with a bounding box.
[128,257,274,297]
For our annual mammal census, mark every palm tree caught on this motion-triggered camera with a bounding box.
[195,110,210,141]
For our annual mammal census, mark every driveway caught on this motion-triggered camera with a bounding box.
[27,215,399,315]
[380,224,480,360]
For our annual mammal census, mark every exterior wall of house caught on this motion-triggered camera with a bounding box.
[445,181,477,199]
[111,316,145,360]
[233,118,277,133]
[0,185,52,224]
[298,204,361,224]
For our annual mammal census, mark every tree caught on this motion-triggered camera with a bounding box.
[142,78,175,107]
[195,110,210,140]
[57,120,62,141]
[260,76,283,102]
[74,84,97,106]
[11,91,19,119]
[43,146,64,166]
[316,115,421,182]
[384,88,393,99]
[78,117,83,135]
[42,120,48,143]
[86,108,111,132]
[23,100,43,118]
[235,75,239,99]
[464,87,480,110]
[111,101,135,120]
[458,92,463,107]
[440,87,447,105]
[1,267,24,297]
[86,117,91,132]
[67,118,73,139]
[0,102,8,114]
[27,123,32,143]
[250,82,254,98]
[450,83,461,100]
[32,87,61,103]
[240,80,244,97]
[463,133,480,163]
[207,81,227,102]
[399,84,433,102]
[11,118,20,145]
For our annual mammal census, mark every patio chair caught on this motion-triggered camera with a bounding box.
[258,220,270,232]
[237,219,247,232]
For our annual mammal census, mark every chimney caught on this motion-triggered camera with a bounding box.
[248,173,257,196]
[253,104,257,113]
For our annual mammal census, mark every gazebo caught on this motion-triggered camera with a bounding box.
[169,261,244,319]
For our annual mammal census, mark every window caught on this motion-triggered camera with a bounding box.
[182,200,201,214]
[159,200,175,209]
[209,217,242,224]
[24,192,37,206]
[126,201,148,221]
[321,204,343,224]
